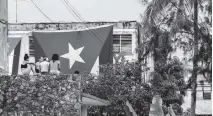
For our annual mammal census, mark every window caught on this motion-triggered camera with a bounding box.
[29,36,35,56]
[113,34,132,54]
[203,92,211,99]
[201,84,211,99]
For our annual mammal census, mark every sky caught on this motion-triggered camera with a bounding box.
[8,0,146,23]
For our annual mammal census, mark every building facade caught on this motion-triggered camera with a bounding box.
[8,21,140,63]
[7,21,212,115]
[0,0,8,73]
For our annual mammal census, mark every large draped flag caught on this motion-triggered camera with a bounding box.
[8,36,21,75]
[33,25,113,74]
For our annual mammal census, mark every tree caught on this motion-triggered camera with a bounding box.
[82,60,153,116]
[139,0,211,115]
[137,4,187,113]
[140,27,186,115]
[191,0,198,115]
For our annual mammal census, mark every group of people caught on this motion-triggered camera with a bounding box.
[21,54,61,75]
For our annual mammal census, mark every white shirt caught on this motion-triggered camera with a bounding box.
[40,61,49,72]
[50,60,60,71]
[36,62,40,69]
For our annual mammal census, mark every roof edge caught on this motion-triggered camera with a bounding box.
[82,93,110,105]
[8,20,138,25]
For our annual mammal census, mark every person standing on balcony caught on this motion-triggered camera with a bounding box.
[21,54,36,75]
[40,57,49,75]
[49,54,60,75]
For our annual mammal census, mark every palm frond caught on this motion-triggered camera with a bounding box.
[142,0,173,35]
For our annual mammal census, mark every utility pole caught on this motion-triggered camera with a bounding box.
[16,0,18,23]
[0,0,8,75]
[191,0,198,115]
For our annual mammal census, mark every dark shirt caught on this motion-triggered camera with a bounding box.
[35,69,40,73]
[21,64,27,68]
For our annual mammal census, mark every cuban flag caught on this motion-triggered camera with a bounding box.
[33,25,113,74]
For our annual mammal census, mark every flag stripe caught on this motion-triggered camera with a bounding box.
[33,36,46,61]
[99,27,113,65]
[90,56,99,74]
[9,50,14,75]
[8,37,21,75]
[12,41,21,75]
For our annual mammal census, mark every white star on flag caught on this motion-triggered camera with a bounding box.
[60,43,85,69]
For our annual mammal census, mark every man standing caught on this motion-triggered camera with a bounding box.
[40,57,49,74]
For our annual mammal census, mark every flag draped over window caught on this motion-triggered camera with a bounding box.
[33,25,113,74]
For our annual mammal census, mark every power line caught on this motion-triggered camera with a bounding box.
[30,0,53,22]
[64,0,86,22]
[61,0,78,21]
[61,0,99,39]
[62,0,114,59]
[64,0,108,45]
[64,0,96,33]
[16,0,17,23]
[62,0,106,45]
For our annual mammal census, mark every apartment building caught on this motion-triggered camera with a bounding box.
[8,21,140,74]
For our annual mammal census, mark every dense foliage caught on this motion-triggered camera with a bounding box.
[0,75,81,116]
[137,25,187,115]
[82,60,153,116]
[139,0,212,79]
[151,57,186,104]
[138,0,211,115]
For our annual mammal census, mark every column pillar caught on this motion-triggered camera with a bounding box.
[81,105,88,116]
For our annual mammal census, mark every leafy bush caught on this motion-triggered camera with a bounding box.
[151,57,187,104]
[82,61,153,116]
[0,74,81,116]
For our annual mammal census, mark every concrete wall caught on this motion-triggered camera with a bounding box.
[8,31,32,75]
[8,21,138,31]
[0,0,8,21]
[0,0,8,72]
